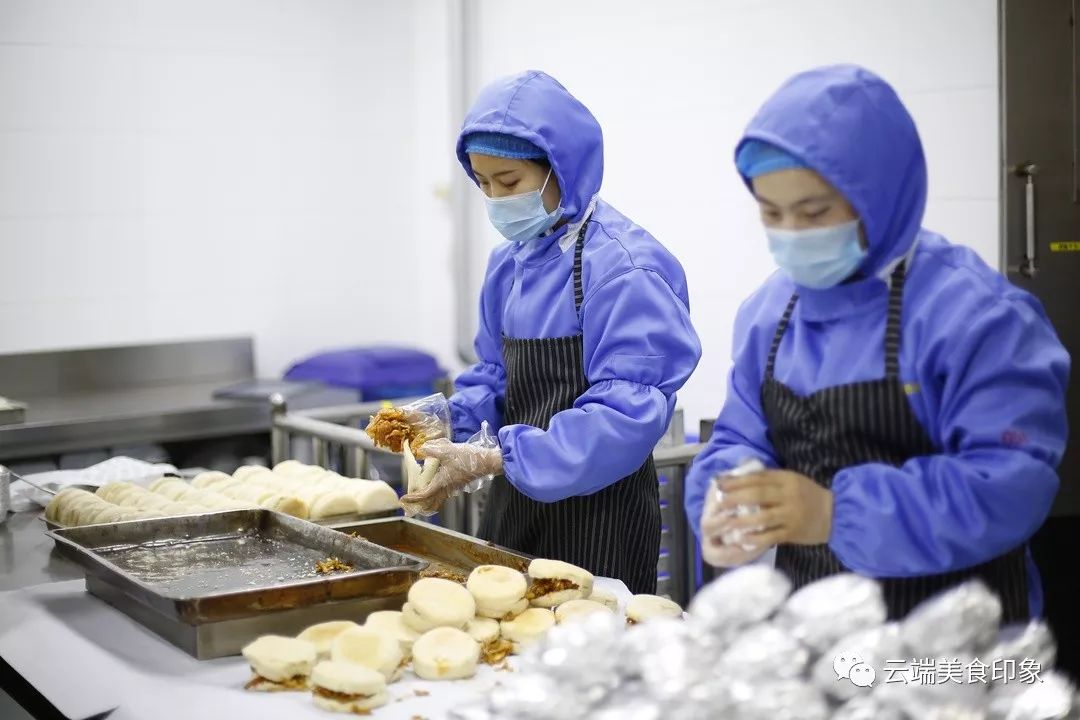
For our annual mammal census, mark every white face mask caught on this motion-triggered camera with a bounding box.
[483,169,563,244]
[766,219,867,289]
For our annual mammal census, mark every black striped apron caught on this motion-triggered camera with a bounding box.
[477,217,662,594]
[762,261,1029,621]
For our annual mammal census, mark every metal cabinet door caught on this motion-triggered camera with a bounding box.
[1001,0,1080,515]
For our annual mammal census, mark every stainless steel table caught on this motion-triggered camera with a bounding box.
[0,511,106,720]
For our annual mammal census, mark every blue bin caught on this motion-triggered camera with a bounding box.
[284,347,445,401]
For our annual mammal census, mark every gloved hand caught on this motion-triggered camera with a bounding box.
[700,460,772,568]
[399,438,503,517]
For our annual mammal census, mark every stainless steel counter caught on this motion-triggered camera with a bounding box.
[0,511,83,592]
[0,511,107,720]
[0,338,359,463]
[0,382,269,462]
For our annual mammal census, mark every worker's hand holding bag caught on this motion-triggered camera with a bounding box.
[400,422,501,517]
[713,465,835,553]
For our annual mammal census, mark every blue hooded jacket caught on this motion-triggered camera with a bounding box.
[684,65,1070,616]
[450,70,702,502]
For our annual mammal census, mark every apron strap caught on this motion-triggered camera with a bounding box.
[764,258,911,382]
[572,213,594,315]
[765,293,799,380]
[883,260,908,379]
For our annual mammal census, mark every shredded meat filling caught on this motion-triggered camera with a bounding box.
[316,556,354,574]
[482,638,514,665]
[313,687,372,702]
[525,578,577,600]
[419,565,467,584]
[366,408,427,455]
[244,673,308,691]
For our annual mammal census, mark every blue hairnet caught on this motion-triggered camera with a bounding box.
[463,131,547,161]
[735,139,807,179]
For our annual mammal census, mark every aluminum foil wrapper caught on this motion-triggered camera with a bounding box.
[448,700,498,720]
[526,611,624,695]
[774,573,886,653]
[987,621,1057,670]
[987,671,1077,720]
[833,695,905,720]
[812,622,904,701]
[923,704,991,720]
[873,653,990,717]
[724,679,829,720]
[718,622,810,681]
[714,459,767,550]
[687,565,792,642]
[901,580,1002,656]
[489,673,586,720]
[587,691,663,720]
[618,618,708,702]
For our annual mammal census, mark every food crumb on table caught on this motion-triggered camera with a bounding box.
[315,556,354,574]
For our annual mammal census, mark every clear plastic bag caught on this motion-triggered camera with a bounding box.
[701,458,772,567]
[461,421,498,494]
[366,393,452,453]
[400,393,452,441]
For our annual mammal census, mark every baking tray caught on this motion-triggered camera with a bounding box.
[42,507,400,532]
[333,517,532,579]
[47,510,425,624]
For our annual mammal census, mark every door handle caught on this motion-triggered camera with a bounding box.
[1010,162,1039,277]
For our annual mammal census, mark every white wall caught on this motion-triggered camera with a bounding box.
[0,0,1001,432]
[0,0,457,380]
[466,0,1000,433]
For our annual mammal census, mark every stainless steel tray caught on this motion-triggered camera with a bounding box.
[47,510,425,624]
[42,507,399,532]
[333,517,532,578]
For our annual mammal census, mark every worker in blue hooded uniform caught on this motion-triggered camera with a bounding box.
[400,70,702,593]
[685,64,1069,621]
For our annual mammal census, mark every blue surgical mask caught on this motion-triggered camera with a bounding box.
[766,220,867,289]
[484,169,563,244]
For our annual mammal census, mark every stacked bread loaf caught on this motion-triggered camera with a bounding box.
[45,461,400,527]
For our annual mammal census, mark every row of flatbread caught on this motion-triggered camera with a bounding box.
[44,461,400,527]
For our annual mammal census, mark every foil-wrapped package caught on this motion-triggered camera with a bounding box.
[774,573,886,653]
[719,623,810,681]
[529,612,623,685]
[923,704,990,720]
[587,694,663,720]
[725,679,830,720]
[619,618,704,701]
[833,695,905,720]
[687,565,792,641]
[812,622,904,701]
[901,581,1002,656]
[714,459,767,550]
[987,670,1076,720]
[873,654,990,717]
[987,621,1057,670]
[489,673,593,720]
[448,700,499,720]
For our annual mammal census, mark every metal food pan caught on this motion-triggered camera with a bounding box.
[42,507,400,532]
[333,517,531,577]
[47,509,425,624]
